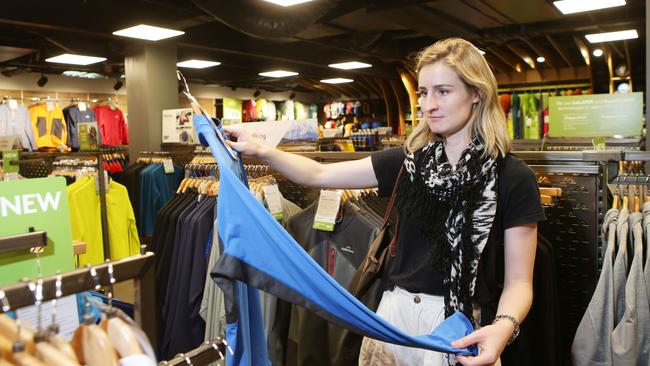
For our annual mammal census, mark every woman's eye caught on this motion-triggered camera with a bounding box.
[438,89,449,95]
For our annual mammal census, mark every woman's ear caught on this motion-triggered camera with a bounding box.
[472,88,481,105]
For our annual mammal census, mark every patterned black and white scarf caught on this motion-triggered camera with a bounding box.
[395,137,498,322]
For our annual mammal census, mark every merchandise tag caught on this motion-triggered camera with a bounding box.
[45,101,56,112]
[57,143,68,152]
[263,184,284,221]
[95,171,110,193]
[7,99,18,110]
[163,158,174,174]
[525,117,532,127]
[313,189,342,231]
[78,101,87,111]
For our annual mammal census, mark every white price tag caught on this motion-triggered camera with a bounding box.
[78,102,87,111]
[525,117,533,127]
[263,184,284,221]
[313,189,342,231]
[7,99,18,109]
[163,158,174,174]
[16,295,80,341]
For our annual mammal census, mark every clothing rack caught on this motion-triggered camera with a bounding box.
[159,338,227,366]
[0,252,156,343]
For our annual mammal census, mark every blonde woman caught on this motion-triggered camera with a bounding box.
[224,38,543,366]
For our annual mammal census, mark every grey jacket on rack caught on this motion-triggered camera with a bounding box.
[572,208,618,366]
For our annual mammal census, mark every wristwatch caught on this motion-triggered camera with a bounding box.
[492,314,520,345]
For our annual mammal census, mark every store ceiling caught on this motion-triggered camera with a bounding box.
[0,0,645,94]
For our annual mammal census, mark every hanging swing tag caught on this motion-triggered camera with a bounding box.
[263,184,284,221]
[7,99,18,110]
[78,102,87,112]
[163,158,174,174]
[313,189,342,231]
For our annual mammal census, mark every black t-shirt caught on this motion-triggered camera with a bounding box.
[371,147,546,295]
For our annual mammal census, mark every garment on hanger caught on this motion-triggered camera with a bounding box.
[67,176,140,265]
[283,197,383,366]
[510,93,521,139]
[138,163,183,236]
[611,212,650,365]
[63,105,99,150]
[192,115,477,366]
[29,103,68,150]
[160,196,216,358]
[93,105,128,146]
[0,103,36,150]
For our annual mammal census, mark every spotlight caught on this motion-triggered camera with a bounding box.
[37,74,48,87]
[253,90,261,98]
[113,79,124,91]
[592,48,604,57]
[289,92,296,100]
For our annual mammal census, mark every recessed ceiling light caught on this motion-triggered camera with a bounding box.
[113,24,184,41]
[259,70,299,78]
[264,0,313,6]
[62,70,108,79]
[536,56,546,63]
[328,61,372,70]
[46,54,106,65]
[478,50,486,55]
[593,48,604,57]
[177,59,221,69]
[320,78,354,84]
[585,29,638,43]
[554,0,625,15]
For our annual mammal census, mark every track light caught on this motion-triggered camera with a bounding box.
[289,92,296,100]
[113,79,124,91]
[253,90,261,98]
[37,74,48,87]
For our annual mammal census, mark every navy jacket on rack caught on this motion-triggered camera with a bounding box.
[193,115,477,366]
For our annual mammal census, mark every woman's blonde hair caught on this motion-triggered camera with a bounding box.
[405,38,510,159]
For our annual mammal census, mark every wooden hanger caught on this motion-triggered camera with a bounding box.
[99,315,142,359]
[633,186,641,213]
[35,339,79,366]
[0,316,34,354]
[612,186,620,209]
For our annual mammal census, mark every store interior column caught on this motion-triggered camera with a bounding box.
[125,44,178,157]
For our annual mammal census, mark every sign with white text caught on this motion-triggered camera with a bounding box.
[0,177,75,286]
[549,92,643,137]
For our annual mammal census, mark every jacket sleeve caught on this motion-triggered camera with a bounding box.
[120,109,129,145]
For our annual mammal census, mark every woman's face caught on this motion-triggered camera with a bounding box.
[418,61,479,139]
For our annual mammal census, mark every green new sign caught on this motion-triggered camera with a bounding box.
[0,177,75,286]
[548,92,643,137]
[2,150,19,174]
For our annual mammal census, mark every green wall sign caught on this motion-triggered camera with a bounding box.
[223,97,242,125]
[548,92,643,137]
[0,177,75,286]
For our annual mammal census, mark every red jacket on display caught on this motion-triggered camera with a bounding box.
[93,105,129,146]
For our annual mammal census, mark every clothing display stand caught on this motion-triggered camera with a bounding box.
[0,229,47,254]
[0,251,156,343]
[0,148,131,260]
[159,338,227,366]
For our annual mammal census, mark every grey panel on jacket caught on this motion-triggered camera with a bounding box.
[613,208,630,326]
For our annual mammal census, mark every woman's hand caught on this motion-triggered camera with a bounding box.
[451,321,513,366]
[223,125,268,158]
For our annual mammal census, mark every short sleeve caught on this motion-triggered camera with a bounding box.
[371,147,405,197]
[499,156,546,229]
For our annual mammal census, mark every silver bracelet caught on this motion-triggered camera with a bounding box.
[492,314,520,345]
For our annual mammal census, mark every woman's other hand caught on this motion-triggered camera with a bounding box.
[451,321,513,366]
